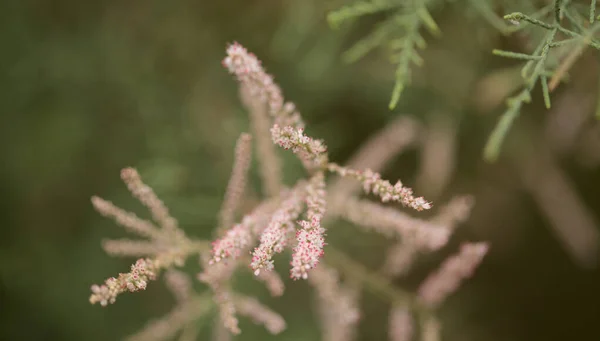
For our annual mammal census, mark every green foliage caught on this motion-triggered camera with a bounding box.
[327,0,443,110]
[483,0,600,161]
[328,0,600,162]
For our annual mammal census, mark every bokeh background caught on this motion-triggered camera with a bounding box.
[1,0,600,340]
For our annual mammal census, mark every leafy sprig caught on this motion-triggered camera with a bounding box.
[327,0,442,109]
[330,0,600,162]
[483,0,600,162]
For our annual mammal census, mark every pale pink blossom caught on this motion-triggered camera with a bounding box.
[198,252,238,287]
[222,42,284,117]
[271,124,328,169]
[327,116,419,206]
[251,190,306,275]
[290,173,327,280]
[224,43,304,129]
[210,221,253,263]
[328,164,431,211]
[90,258,160,306]
[210,192,286,265]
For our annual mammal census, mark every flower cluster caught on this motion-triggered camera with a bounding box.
[87,42,489,341]
[271,124,328,169]
[328,164,432,211]
[222,42,283,117]
[250,188,306,275]
[210,219,253,263]
[217,42,435,282]
[88,168,199,306]
[90,258,159,306]
[290,172,327,280]
[222,42,303,129]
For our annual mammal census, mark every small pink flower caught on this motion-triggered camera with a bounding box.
[251,191,306,275]
[270,124,328,169]
[223,42,284,117]
[211,222,252,263]
[290,173,327,280]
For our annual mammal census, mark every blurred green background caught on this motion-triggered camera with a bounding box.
[1,0,600,340]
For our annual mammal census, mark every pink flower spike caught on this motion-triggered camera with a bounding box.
[210,222,252,263]
[251,189,306,275]
[327,164,432,211]
[290,173,327,280]
[222,42,284,117]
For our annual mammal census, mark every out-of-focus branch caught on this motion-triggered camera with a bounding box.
[217,133,252,234]
[516,147,599,269]
[543,85,596,156]
[415,112,457,198]
[240,86,283,197]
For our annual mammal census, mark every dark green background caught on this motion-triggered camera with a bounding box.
[1,0,599,340]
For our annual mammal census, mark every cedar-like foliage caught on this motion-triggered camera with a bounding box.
[327,0,600,161]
